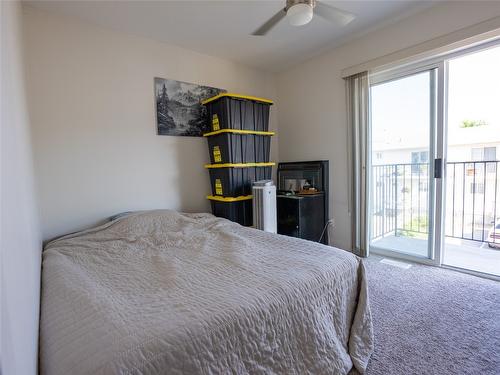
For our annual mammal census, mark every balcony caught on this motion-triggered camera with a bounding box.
[370,161,500,276]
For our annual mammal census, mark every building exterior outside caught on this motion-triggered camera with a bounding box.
[371,124,500,245]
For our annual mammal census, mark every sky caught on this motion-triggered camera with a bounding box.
[448,45,500,132]
[371,70,430,151]
[371,43,500,153]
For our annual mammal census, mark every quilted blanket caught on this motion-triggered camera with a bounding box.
[40,210,373,375]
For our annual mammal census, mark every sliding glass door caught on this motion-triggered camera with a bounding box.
[369,68,438,260]
[365,40,500,277]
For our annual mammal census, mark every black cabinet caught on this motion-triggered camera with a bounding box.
[276,161,329,244]
[277,193,325,242]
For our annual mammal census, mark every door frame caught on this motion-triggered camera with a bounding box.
[367,38,500,272]
[368,63,445,266]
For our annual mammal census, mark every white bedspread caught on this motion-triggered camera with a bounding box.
[40,210,373,375]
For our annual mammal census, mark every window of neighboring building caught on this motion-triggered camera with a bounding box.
[472,146,497,172]
[471,146,496,161]
[420,151,429,163]
[411,151,429,163]
[411,151,429,173]
[484,147,496,161]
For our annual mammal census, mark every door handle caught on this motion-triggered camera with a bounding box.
[434,158,443,179]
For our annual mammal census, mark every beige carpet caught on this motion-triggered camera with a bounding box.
[361,256,499,375]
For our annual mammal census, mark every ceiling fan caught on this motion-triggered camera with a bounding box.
[252,0,355,36]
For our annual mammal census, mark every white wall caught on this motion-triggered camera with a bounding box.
[276,2,500,251]
[23,6,278,241]
[1,1,41,374]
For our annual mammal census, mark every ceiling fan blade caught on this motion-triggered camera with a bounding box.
[314,1,355,26]
[251,8,287,36]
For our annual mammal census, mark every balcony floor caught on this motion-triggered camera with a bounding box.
[371,235,500,276]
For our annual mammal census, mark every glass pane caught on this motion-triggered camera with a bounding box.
[370,71,434,258]
[443,44,500,276]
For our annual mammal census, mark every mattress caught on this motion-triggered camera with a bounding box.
[40,210,373,374]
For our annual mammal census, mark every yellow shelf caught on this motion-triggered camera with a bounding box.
[201,93,273,105]
[204,162,275,169]
[206,195,252,202]
[203,129,275,137]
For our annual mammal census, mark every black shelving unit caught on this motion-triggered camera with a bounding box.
[201,93,275,226]
[276,161,329,244]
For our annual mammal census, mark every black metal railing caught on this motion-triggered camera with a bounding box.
[372,160,500,243]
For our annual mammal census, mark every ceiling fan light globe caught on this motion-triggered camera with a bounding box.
[286,3,313,26]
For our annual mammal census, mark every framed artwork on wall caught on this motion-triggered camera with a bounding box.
[155,77,225,137]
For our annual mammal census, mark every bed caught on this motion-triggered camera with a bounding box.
[40,210,373,375]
